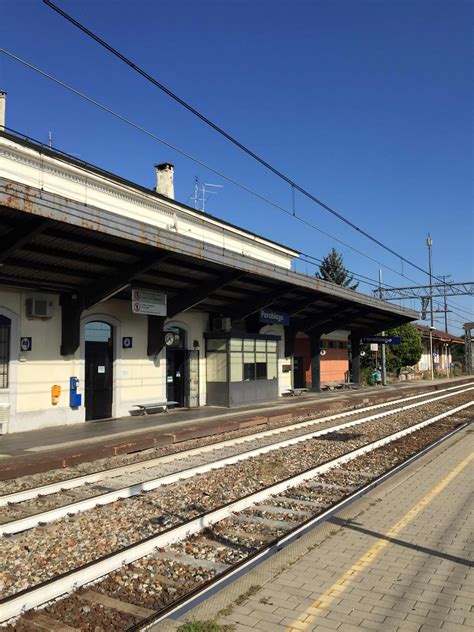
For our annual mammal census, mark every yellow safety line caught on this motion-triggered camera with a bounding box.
[285,451,473,631]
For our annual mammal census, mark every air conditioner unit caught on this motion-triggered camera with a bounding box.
[213,317,231,332]
[26,297,54,319]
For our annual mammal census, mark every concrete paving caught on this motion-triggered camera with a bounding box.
[160,422,474,632]
[0,376,471,480]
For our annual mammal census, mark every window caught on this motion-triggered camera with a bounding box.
[0,315,11,389]
[207,336,279,383]
[207,352,227,382]
[338,341,345,349]
[328,340,335,349]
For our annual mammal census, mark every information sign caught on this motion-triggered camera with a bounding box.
[131,288,167,316]
[362,336,401,345]
[20,337,32,352]
[259,308,289,326]
[122,336,133,349]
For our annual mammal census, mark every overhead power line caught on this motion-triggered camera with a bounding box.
[42,0,459,291]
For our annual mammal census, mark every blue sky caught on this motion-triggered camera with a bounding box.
[1,0,472,333]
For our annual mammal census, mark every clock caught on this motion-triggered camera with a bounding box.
[165,332,176,346]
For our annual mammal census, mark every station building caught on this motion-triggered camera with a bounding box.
[0,99,417,434]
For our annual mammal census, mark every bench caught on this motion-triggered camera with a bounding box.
[131,401,179,416]
[282,388,309,397]
[323,382,360,391]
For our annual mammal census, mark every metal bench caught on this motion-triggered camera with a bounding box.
[335,382,359,390]
[282,388,309,397]
[323,382,359,391]
[131,401,179,416]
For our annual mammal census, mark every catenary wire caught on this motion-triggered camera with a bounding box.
[41,0,465,292]
[1,48,471,328]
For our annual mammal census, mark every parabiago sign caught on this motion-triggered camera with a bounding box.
[259,308,289,326]
[362,336,401,345]
[131,288,167,316]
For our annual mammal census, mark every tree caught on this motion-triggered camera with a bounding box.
[385,323,423,373]
[316,248,358,290]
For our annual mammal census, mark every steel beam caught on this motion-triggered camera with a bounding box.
[82,252,171,309]
[167,271,243,317]
[0,179,416,324]
[60,294,83,356]
[0,217,49,264]
[228,287,288,321]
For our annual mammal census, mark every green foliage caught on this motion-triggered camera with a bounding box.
[177,620,235,632]
[316,248,359,290]
[451,341,464,365]
[385,323,423,372]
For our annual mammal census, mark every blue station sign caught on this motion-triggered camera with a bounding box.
[259,308,289,326]
[362,336,401,345]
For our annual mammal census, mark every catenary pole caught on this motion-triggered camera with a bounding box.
[427,235,434,380]
[378,269,387,386]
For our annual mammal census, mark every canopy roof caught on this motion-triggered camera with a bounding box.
[0,131,417,336]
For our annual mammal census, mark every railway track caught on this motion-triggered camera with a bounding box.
[1,383,471,537]
[1,386,473,630]
[2,382,470,501]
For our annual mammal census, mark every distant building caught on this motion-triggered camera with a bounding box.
[414,325,464,373]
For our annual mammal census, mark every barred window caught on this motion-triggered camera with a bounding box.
[0,315,11,389]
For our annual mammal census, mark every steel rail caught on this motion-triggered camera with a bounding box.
[136,418,472,631]
[1,400,472,624]
[2,386,472,536]
[2,381,471,507]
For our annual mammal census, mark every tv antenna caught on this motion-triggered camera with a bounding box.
[190,177,223,212]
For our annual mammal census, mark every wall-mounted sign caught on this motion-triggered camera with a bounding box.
[97,366,106,374]
[131,288,167,316]
[122,336,133,349]
[259,309,289,326]
[20,337,32,352]
[362,336,401,345]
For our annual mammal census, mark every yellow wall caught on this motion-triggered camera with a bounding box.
[0,288,209,433]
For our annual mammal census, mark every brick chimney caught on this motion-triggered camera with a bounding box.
[154,163,174,199]
[0,91,6,131]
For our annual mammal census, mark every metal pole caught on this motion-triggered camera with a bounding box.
[378,269,387,386]
[427,235,434,380]
[193,176,199,210]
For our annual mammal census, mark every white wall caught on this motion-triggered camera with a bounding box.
[259,324,292,394]
[0,136,297,270]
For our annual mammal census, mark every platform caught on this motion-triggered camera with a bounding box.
[0,376,471,480]
[164,420,473,632]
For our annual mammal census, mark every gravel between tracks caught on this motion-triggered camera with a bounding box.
[4,409,472,631]
[2,388,470,526]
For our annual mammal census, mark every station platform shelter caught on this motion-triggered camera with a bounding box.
[0,123,416,435]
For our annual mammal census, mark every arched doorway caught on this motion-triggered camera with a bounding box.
[0,315,11,389]
[165,326,187,407]
[85,321,114,420]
